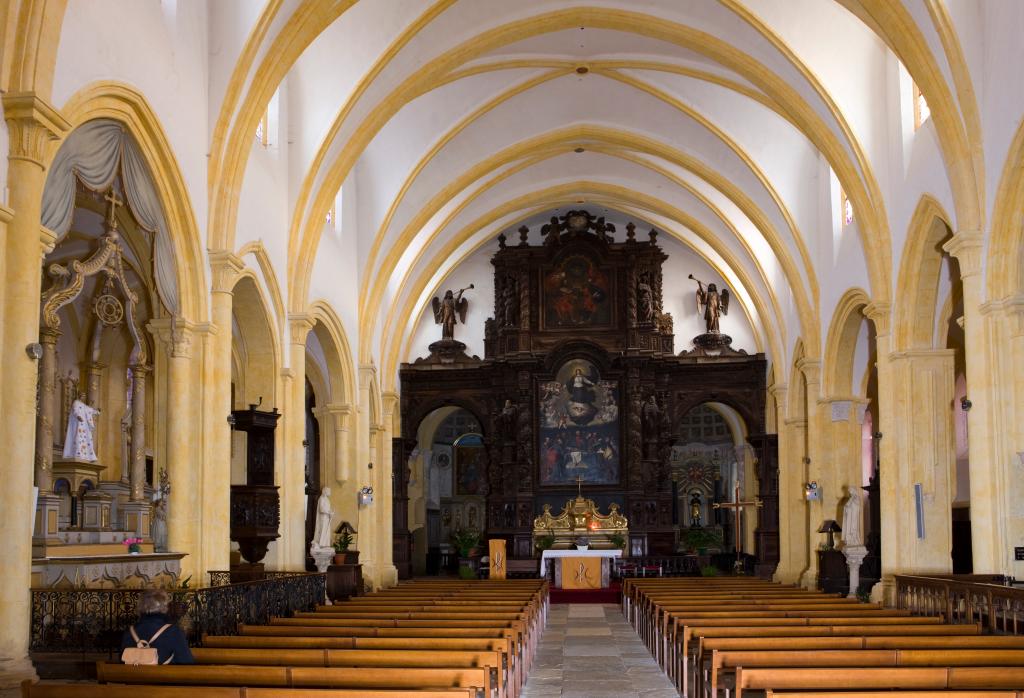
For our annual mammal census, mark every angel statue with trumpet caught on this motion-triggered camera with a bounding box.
[689,274,730,334]
[432,284,474,341]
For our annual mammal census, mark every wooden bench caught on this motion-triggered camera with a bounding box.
[96,662,493,698]
[23,682,475,698]
[765,687,1024,691]
[191,647,506,698]
[735,666,1024,698]
[710,648,1024,697]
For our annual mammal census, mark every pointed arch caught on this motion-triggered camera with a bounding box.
[54,81,207,320]
[894,195,954,351]
[823,288,873,398]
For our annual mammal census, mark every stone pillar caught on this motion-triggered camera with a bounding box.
[864,301,897,603]
[129,364,149,501]
[205,252,244,578]
[84,362,104,411]
[357,365,377,587]
[945,232,1003,573]
[149,319,196,579]
[796,358,823,588]
[0,92,69,691]
[285,314,315,570]
[326,403,353,484]
[34,327,59,492]
[380,391,400,587]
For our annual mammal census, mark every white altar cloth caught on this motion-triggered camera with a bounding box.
[539,548,622,576]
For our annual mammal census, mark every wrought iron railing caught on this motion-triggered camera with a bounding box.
[30,571,325,655]
[895,574,1024,634]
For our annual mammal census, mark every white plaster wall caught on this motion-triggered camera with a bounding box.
[53,0,210,259]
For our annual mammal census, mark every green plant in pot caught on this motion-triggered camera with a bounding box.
[333,521,359,565]
[682,527,723,554]
[608,533,627,552]
[535,533,555,552]
[452,528,481,577]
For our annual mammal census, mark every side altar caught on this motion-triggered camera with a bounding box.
[29,170,188,588]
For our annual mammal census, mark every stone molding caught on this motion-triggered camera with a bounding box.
[2,92,70,167]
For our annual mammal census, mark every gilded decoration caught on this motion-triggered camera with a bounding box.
[532,496,628,549]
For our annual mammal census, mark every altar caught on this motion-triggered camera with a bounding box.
[540,549,622,589]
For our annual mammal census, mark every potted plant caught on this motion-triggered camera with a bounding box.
[681,528,722,555]
[609,533,627,552]
[451,528,481,576]
[333,526,359,565]
[535,533,555,553]
[123,537,142,555]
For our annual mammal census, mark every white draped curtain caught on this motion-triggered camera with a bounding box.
[41,119,179,316]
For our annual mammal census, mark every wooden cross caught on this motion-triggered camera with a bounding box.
[713,480,762,572]
[575,474,584,499]
[104,189,124,230]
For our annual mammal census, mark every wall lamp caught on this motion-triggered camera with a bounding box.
[804,481,821,501]
[960,397,972,411]
[358,486,374,507]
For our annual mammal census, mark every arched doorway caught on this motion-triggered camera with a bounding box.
[670,402,756,569]
[408,407,484,575]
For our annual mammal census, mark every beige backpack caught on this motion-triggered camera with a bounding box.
[121,624,172,665]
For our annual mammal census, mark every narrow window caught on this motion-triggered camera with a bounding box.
[841,188,854,226]
[913,82,931,130]
[255,112,269,147]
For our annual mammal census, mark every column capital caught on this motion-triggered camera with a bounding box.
[147,318,195,358]
[2,92,70,167]
[863,301,892,336]
[942,230,984,278]
[288,313,316,346]
[381,391,400,418]
[208,250,245,293]
[795,358,821,385]
[325,402,353,418]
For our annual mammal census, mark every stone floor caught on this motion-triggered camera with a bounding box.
[521,604,678,698]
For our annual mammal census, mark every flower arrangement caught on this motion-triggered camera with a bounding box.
[574,536,591,550]
[123,537,143,554]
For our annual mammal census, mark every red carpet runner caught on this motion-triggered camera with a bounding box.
[549,580,621,604]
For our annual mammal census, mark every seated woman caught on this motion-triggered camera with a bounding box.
[120,589,194,664]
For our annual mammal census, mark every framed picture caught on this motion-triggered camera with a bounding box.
[454,435,485,496]
[541,253,612,329]
[538,358,620,486]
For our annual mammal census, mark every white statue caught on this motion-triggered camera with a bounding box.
[842,488,863,548]
[62,393,99,462]
[310,487,334,553]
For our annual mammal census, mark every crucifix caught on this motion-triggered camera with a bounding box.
[575,474,584,499]
[104,188,124,231]
[713,480,762,573]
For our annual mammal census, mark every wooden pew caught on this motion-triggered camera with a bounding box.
[697,633,1024,685]
[202,635,521,694]
[676,622,980,696]
[765,692,1024,698]
[734,666,1024,698]
[23,682,475,698]
[191,648,507,698]
[96,662,493,698]
[711,648,1024,697]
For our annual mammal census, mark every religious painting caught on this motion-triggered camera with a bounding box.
[538,359,620,486]
[454,435,485,496]
[542,253,611,328]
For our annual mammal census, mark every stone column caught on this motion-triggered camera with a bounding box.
[945,232,1003,573]
[777,415,809,584]
[34,327,59,492]
[84,362,104,410]
[0,92,69,691]
[380,391,400,587]
[797,358,823,588]
[149,319,196,578]
[205,251,244,577]
[326,403,353,484]
[285,314,315,570]
[129,364,149,501]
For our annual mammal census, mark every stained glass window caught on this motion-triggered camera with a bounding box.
[841,188,854,226]
[255,112,269,147]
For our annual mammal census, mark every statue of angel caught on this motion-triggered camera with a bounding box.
[689,274,730,334]
[432,284,474,341]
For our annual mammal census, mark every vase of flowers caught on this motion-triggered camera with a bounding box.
[123,537,142,555]
[574,536,591,551]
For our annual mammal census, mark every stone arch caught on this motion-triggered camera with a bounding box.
[823,288,873,398]
[987,115,1024,300]
[230,273,280,410]
[894,196,955,352]
[53,82,207,321]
